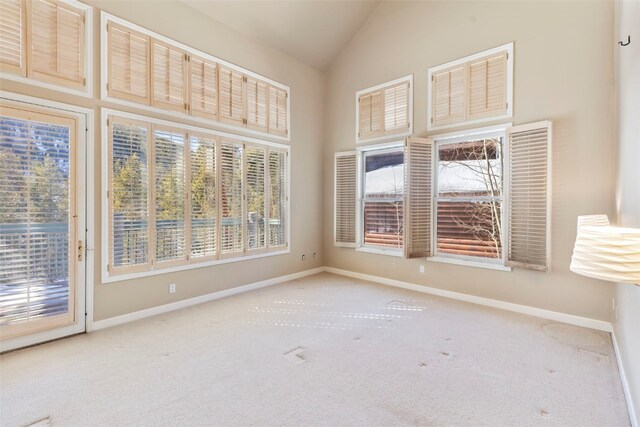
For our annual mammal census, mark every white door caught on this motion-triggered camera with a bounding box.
[0,100,87,352]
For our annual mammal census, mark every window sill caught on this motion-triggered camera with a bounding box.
[427,256,512,272]
[356,246,403,257]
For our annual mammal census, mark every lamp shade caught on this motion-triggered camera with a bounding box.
[570,215,640,284]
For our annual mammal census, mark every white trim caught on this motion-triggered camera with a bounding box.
[323,267,613,332]
[334,151,357,248]
[0,0,93,98]
[101,109,290,284]
[427,42,513,132]
[612,331,639,427]
[92,267,324,331]
[0,91,94,352]
[100,12,290,143]
[356,74,414,145]
[431,123,512,142]
[356,247,403,257]
[427,256,512,271]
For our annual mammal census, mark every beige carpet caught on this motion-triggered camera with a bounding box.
[0,273,630,426]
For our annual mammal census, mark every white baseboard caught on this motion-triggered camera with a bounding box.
[91,267,324,331]
[612,331,639,427]
[323,267,613,332]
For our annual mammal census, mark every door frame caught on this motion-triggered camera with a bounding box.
[0,91,95,353]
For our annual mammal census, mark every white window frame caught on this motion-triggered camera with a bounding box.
[356,141,405,257]
[100,12,291,142]
[101,108,290,284]
[355,74,413,145]
[428,123,512,271]
[427,43,513,132]
[0,0,93,98]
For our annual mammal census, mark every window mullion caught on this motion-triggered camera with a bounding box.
[148,123,156,269]
[184,132,192,262]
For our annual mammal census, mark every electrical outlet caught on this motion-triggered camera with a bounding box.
[419,265,425,273]
[301,254,306,261]
[169,283,176,294]
[313,252,317,258]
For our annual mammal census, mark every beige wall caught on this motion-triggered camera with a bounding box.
[1,0,326,321]
[323,0,616,321]
[614,0,640,422]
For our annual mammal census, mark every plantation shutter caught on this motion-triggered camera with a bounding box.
[268,149,287,249]
[0,0,26,75]
[431,65,465,127]
[334,152,356,247]
[219,140,243,256]
[189,55,218,120]
[268,85,288,137]
[245,77,268,132]
[468,52,507,120]
[107,23,150,104]
[29,0,85,89]
[384,82,410,133]
[152,40,186,112]
[219,66,244,126]
[153,128,187,264]
[358,90,383,140]
[506,121,552,271]
[189,134,217,259]
[109,117,151,273]
[246,145,266,251]
[404,137,433,259]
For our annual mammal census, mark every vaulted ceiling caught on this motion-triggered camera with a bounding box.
[180,0,382,71]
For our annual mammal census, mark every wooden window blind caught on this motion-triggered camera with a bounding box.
[109,118,151,274]
[189,55,218,120]
[189,134,217,259]
[152,40,186,113]
[268,149,287,248]
[153,128,187,264]
[29,0,85,89]
[506,121,552,272]
[404,137,433,258]
[246,145,266,251]
[358,91,383,140]
[334,152,356,247]
[268,86,288,137]
[219,66,245,126]
[432,65,466,127]
[0,0,26,75]
[220,140,243,256]
[245,77,268,132]
[468,52,508,120]
[108,23,150,104]
[384,82,410,133]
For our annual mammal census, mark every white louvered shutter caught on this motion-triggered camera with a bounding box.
[0,0,26,75]
[246,77,268,132]
[246,145,266,251]
[189,55,218,120]
[384,82,410,134]
[506,121,552,271]
[358,90,383,140]
[108,23,150,104]
[431,65,465,127]
[219,140,243,255]
[189,134,217,259]
[268,149,287,248]
[29,0,85,89]
[109,118,151,273]
[404,137,433,259]
[468,52,507,120]
[335,152,356,247]
[268,86,288,137]
[152,40,186,113]
[219,67,244,126]
[154,128,187,264]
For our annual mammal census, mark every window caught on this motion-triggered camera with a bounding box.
[104,111,289,282]
[358,145,405,253]
[434,130,505,263]
[0,0,91,95]
[428,43,513,130]
[356,75,412,143]
[102,13,290,140]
